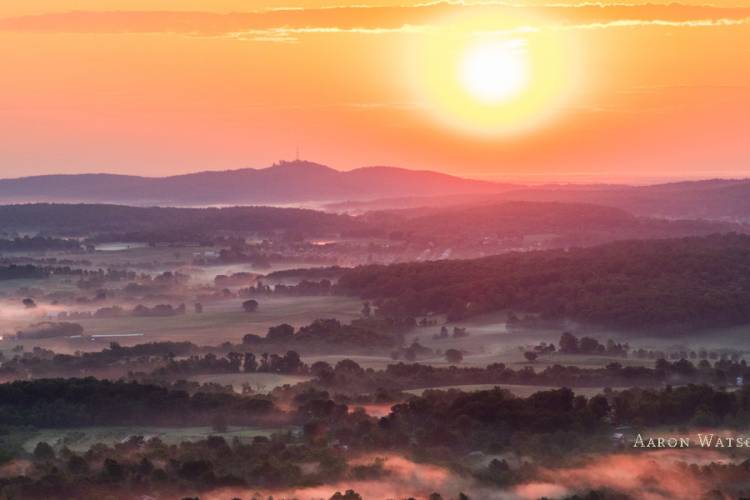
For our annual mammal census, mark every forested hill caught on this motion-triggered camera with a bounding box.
[3,201,740,245]
[0,203,358,237]
[337,233,750,331]
[362,201,742,247]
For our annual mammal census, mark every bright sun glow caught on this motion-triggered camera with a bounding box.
[459,39,528,104]
[405,8,581,137]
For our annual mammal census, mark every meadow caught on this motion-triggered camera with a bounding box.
[186,372,312,393]
[1,294,362,352]
[21,425,292,453]
[404,311,750,370]
[403,384,613,398]
[1,243,360,351]
[73,295,361,345]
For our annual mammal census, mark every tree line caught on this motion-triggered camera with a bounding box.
[0,378,278,428]
[337,233,750,330]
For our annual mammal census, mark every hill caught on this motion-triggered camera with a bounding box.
[328,179,750,222]
[0,201,742,253]
[337,233,750,331]
[5,161,750,221]
[362,201,743,249]
[0,161,510,206]
[0,204,358,238]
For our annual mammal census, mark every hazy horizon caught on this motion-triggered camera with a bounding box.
[1,1,749,181]
[1,158,749,187]
[2,3,750,499]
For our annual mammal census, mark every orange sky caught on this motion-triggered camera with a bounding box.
[0,1,748,182]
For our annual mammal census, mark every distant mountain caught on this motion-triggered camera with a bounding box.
[361,201,746,250]
[328,178,750,222]
[496,179,750,221]
[1,201,741,255]
[5,162,750,221]
[0,161,512,206]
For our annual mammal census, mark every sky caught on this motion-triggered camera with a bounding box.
[0,0,748,182]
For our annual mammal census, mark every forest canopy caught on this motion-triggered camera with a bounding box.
[337,234,750,330]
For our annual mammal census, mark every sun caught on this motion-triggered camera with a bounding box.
[404,8,580,137]
[459,39,529,105]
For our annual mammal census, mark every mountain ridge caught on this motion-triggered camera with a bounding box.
[2,161,750,221]
[0,161,511,205]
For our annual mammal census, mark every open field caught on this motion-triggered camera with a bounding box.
[2,295,362,351]
[0,274,80,296]
[4,244,750,369]
[405,312,563,366]
[187,372,312,393]
[403,384,613,398]
[22,425,293,453]
[0,242,361,351]
[404,311,750,370]
[84,246,336,280]
[71,295,362,344]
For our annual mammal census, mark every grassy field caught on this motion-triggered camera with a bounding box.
[187,372,312,393]
[404,311,560,366]
[304,353,396,370]
[402,311,750,371]
[4,295,362,351]
[1,243,362,351]
[22,425,293,453]
[404,384,612,398]
[5,244,750,368]
[72,295,362,343]
[0,274,81,299]
[86,245,335,281]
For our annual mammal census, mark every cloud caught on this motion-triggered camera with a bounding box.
[200,453,496,500]
[515,449,737,500]
[0,3,748,41]
[195,449,750,499]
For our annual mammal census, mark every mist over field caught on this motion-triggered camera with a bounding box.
[1,183,750,500]
[1,0,749,495]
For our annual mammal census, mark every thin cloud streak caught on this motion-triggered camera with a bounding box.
[1,3,749,42]
[225,17,750,43]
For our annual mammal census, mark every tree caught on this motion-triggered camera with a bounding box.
[22,297,36,309]
[579,336,603,354]
[16,322,84,340]
[227,351,243,371]
[311,361,333,378]
[242,333,262,344]
[103,458,124,480]
[67,454,89,475]
[588,394,610,419]
[242,299,259,312]
[445,349,463,364]
[524,351,538,363]
[559,332,578,353]
[266,323,295,342]
[243,352,258,372]
[361,301,371,318]
[330,490,363,500]
[335,358,364,374]
[280,350,304,373]
[33,441,55,461]
[194,302,203,314]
